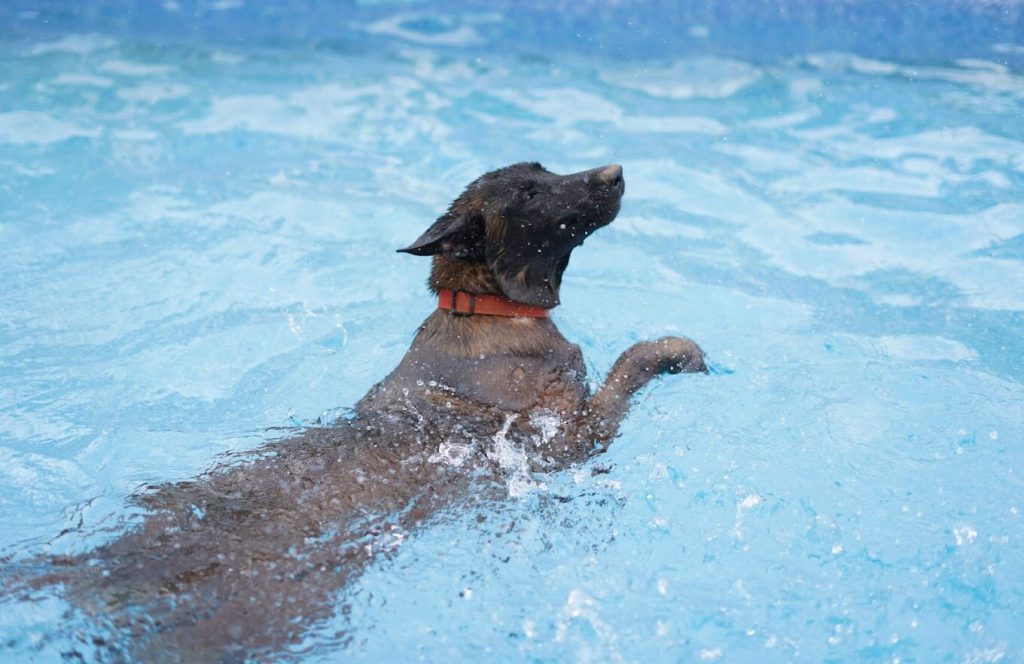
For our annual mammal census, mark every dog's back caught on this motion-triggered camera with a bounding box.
[44,409,496,660]
[13,377,578,660]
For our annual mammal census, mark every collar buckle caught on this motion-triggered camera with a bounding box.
[449,290,477,316]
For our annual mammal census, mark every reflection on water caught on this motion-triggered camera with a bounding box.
[2,5,1024,662]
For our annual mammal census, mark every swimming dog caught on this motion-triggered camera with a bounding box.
[5,162,705,661]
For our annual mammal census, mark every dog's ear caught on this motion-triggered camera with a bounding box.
[397,211,484,259]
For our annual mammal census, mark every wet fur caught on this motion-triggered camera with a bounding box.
[1,162,705,662]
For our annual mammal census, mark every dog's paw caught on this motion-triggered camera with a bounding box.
[649,336,707,374]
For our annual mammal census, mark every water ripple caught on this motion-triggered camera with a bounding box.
[2,22,1023,664]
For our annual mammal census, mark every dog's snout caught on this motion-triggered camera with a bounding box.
[575,163,625,193]
[597,164,623,187]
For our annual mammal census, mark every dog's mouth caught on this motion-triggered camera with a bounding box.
[571,164,625,229]
[558,200,618,241]
[581,180,625,233]
[589,164,625,226]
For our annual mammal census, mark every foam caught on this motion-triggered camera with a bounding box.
[98,59,177,76]
[491,87,623,125]
[616,114,728,135]
[486,415,543,498]
[50,73,115,88]
[0,111,98,145]
[611,215,706,240]
[360,12,486,46]
[875,335,978,362]
[428,440,476,467]
[738,200,1024,311]
[116,82,191,103]
[803,52,1024,97]
[28,34,116,56]
[601,57,761,100]
[180,82,405,141]
[626,158,783,226]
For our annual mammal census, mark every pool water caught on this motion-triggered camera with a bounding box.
[2,2,1023,662]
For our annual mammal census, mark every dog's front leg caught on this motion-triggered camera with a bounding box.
[583,336,706,447]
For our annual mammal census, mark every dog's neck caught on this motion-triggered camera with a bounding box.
[428,256,505,297]
[415,256,568,358]
[426,252,569,310]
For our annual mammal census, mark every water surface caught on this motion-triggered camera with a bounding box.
[2,4,1023,662]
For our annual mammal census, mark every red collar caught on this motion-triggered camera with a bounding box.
[438,289,550,318]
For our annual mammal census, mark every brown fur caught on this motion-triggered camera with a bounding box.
[429,256,503,299]
[1,162,706,662]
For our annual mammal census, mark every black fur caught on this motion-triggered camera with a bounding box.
[400,162,624,307]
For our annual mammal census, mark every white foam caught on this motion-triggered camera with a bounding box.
[717,143,808,171]
[428,440,476,467]
[360,12,485,46]
[492,87,622,125]
[362,524,407,557]
[116,82,191,103]
[611,215,705,240]
[0,111,98,145]
[875,336,978,362]
[529,410,562,448]
[50,72,115,88]
[738,197,1024,311]
[601,57,761,100]
[205,190,384,240]
[180,82,400,141]
[804,52,1024,97]
[740,494,761,509]
[993,43,1024,55]
[770,165,943,198]
[113,128,159,141]
[953,525,978,546]
[182,94,299,136]
[626,158,782,226]
[819,126,1024,170]
[211,51,245,66]
[955,58,1009,74]
[4,161,57,177]
[99,59,177,76]
[733,493,763,540]
[0,446,95,505]
[745,108,815,129]
[29,34,116,56]
[555,588,620,658]
[616,114,728,135]
[846,55,900,76]
[963,645,1007,664]
[402,48,479,84]
[486,415,542,498]
[788,77,824,98]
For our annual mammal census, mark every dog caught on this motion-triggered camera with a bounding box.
[3,162,705,662]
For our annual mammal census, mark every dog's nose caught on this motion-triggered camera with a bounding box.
[596,164,623,188]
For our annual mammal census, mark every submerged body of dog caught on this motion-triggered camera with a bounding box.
[7,163,705,661]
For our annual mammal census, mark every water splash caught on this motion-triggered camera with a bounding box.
[428,439,476,468]
[486,415,544,498]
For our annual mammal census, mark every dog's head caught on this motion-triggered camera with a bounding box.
[398,162,625,308]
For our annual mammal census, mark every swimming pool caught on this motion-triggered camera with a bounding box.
[2,1,1023,661]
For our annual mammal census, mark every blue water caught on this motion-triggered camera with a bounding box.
[2,2,1024,662]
